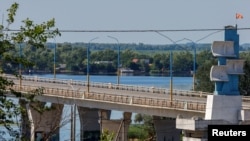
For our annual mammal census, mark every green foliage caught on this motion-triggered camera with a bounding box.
[240,52,250,95]
[240,60,250,96]
[151,53,168,72]
[195,60,215,92]
[62,42,211,53]
[132,114,155,140]
[1,36,213,76]
[0,2,60,140]
[6,3,18,24]
[195,50,250,95]
[195,50,216,92]
[12,18,60,48]
[100,129,115,141]
[128,125,148,140]
[134,113,143,123]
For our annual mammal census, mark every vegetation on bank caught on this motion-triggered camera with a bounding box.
[4,42,204,76]
[128,114,155,141]
[4,41,250,77]
[4,41,250,95]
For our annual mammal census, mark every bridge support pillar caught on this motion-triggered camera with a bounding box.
[78,107,109,141]
[19,99,31,140]
[98,109,112,131]
[101,112,132,141]
[26,102,63,141]
[176,25,248,141]
[205,95,242,123]
[153,116,181,141]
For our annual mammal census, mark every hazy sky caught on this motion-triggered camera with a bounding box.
[1,0,250,44]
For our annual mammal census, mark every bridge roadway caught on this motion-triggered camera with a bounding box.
[5,74,250,119]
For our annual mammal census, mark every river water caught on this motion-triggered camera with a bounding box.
[1,74,193,140]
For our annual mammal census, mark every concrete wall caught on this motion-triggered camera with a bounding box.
[19,99,31,140]
[26,102,64,141]
[101,112,132,141]
[78,107,108,141]
[205,95,242,123]
[153,116,181,141]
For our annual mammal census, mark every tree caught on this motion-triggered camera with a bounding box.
[133,114,156,141]
[195,60,215,92]
[151,53,169,73]
[239,60,250,96]
[0,2,60,140]
[195,50,216,92]
[173,51,193,75]
[100,129,115,141]
[121,49,137,68]
[195,50,250,95]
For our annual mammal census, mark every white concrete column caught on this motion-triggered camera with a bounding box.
[205,95,242,123]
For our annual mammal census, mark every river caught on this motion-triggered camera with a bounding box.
[1,74,193,140]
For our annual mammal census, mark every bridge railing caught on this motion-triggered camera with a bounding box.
[4,74,250,110]
[5,74,250,103]
[4,74,212,98]
[9,84,207,112]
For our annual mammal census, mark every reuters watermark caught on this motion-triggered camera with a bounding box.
[208,125,250,140]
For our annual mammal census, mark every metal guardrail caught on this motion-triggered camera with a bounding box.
[5,75,250,109]
[4,74,212,98]
[19,76,250,101]
[9,85,207,112]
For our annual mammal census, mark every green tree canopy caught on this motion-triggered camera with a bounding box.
[0,2,60,140]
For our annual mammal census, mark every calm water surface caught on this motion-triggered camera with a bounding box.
[36,74,193,90]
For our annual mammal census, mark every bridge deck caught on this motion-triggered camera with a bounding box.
[4,74,250,118]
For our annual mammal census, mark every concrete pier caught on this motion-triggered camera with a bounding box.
[19,99,31,140]
[101,112,132,141]
[153,116,181,141]
[78,107,109,141]
[205,95,242,123]
[175,25,250,141]
[26,102,64,141]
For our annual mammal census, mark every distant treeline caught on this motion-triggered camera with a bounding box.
[49,42,250,52]
[48,42,250,53]
[52,42,212,52]
[2,42,250,77]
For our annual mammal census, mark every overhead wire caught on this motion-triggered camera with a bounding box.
[3,27,250,33]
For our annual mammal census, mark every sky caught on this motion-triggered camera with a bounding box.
[1,0,250,45]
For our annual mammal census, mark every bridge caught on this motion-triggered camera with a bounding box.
[7,74,209,114]
[6,74,250,115]
[4,74,250,141]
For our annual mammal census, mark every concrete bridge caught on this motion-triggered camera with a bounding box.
[4,74,250,141]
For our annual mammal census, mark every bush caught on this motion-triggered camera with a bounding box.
[128,125,148,140]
